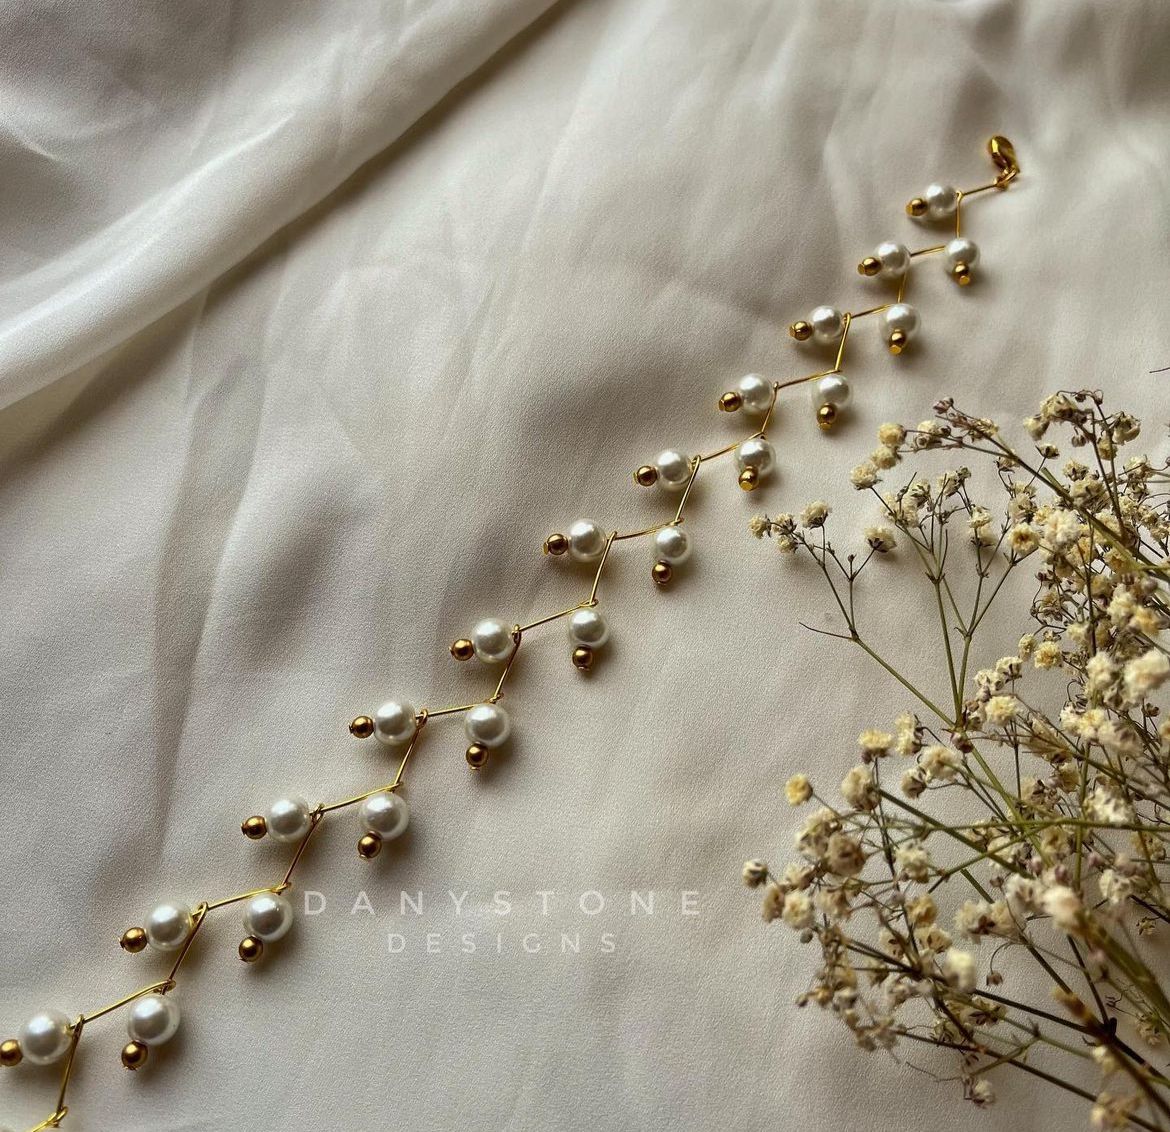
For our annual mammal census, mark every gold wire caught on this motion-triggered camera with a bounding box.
[697,439,741,461]
[164,903,209,984]
[587,533,616,605]
[322,773,403,814]
[489,635,523,702]
[279,811,323,889]
[13,134,1021,1132]
[30,1111,67,1132]
[204,885,279,912]
[673,457,702,522]
[390,720,428,786]
[51,1019,84,1127]
[81,981,173,1024]
[755,383,780,438]
[424,701,479,719]
[517,603,585,633]
[613,521,671,541]
[832,312,852,373]
[775,366,839,393]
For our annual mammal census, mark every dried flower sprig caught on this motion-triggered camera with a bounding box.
[747,389,1170,1129]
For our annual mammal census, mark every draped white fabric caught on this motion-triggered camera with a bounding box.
[1,1,1168,1128]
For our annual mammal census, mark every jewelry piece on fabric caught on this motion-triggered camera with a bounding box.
[790,135,1020,428]
[0,136,1021,1132]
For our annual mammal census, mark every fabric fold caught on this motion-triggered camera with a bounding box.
[0,0,563,412]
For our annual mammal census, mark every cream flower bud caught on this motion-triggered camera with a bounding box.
[742,859,768,888]
[942,949,977,992]
[785,774,812,806]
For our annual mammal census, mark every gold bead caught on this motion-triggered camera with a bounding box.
[121,1040,149,1071]
[238,936,264,963]
[651,561,673,586]
[906,197,927,217]
[465,743,489,770]
[738,467,760,492]
[816,403,838,431]
[951,262,972,286]
[571,646,594,671]
[788,320,812,341]
[858,256,880,277]
[718,391,742,413]
[450,638,475,662]
[634,464,658,488]
[543,532,569,556]
[349,714,375,739]
[0,1039,22,1068]
[357,832,383,860]
[120,926,148,953]
[888,329,908,355]
[241,814,268,841]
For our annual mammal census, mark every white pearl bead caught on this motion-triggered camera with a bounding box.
[126,994,180,1046]
[470,617,514,663]
[654,449,692,491]
[464,703,511,748]
[924,182,959,219]
[266,796,312,843]
[812,373,851,409]
[944,236,979,268]
[19,1010,72,1065]
[881,303,920,338]
[653,525,691,565]
[144,901,193,952]
[243,892,294,942]
[874,241,910,278]
[734,438,775,475]
[809,305,845,344]
[736,374,773,415]
[567,607,609,648]
[372,699,417,745]
[566,519,606,562]
[359,791,410,840]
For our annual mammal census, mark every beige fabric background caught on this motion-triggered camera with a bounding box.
[1,0,1168,1129]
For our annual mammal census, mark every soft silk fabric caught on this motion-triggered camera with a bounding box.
[1,1,1168,1129]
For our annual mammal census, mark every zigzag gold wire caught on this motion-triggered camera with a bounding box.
[0,135,1020,1132]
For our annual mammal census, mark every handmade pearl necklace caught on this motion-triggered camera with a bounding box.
[0,136,1020,1132]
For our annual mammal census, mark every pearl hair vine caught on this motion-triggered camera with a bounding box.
[0,135,1021,1132]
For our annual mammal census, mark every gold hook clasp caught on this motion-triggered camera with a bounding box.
[988,135,1020,187]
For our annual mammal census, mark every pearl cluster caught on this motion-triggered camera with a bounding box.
[777,139,1020,433]
[790,299,921,359]
[903,183,985,285]
[243,781,412,864]
[119,886,298,973]
[859,235,979,288]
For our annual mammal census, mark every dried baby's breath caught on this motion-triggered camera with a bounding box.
[746,390,1170,1127]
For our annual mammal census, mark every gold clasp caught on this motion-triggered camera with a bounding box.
[988,135,1020,187]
